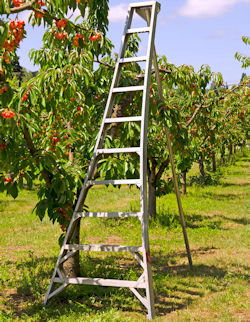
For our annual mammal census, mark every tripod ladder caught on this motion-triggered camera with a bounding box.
[45,1,161,319]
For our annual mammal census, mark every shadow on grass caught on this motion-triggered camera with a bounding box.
[200,191,242,201]
[214,214,249,226]
[224,169,249,176]
[221,181,250,187]
[239,157,250,163]
[2,245,248,319]
[151,210,224,230]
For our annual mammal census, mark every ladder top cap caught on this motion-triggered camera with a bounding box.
[129,1,161,10]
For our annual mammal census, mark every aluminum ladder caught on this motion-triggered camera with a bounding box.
[45,1,161,319]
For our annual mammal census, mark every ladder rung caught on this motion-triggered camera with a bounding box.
[88,179,141,186]
[105,116,142,123]
[113,85,144,93]
[119,56,147,63]
[54,277,146,288]
[75,211,142,218]
[127,27,150,34]
[97,147,140,155]
[64,244,143,253]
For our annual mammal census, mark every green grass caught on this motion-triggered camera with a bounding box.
[0,151,249,321]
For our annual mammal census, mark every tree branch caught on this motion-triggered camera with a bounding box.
[199,107,236,147]
[185,84,242,128]
[135,67,171,81]
[155,155,170,182]
[94,57,114,69]
[9,0,36,13]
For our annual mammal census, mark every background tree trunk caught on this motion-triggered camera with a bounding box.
[199,156,205,181]
[148,179,156,219]
[147,156,170,219]
[229,144,233,156]
[148,165,157,219]
[221,147,225,164]
[212,155,216,172]
[180,169,187,195]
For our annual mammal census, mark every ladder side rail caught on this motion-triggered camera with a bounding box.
[139,4,158,320]
[141,5,163,101]
[119,7,135,58]
[135,6,161,101]
[74,7,135,213]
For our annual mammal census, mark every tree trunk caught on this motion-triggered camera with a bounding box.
[62,219,80,277]
[199,156,205,181]
[229,144,233,156]
[180,170,187,195]
[212,154,216,172]
[147,155,170,220]
[148,178,156,219]
[221,147,225,164]
[147,161,157,219]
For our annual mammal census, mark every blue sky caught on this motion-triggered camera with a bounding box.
[16,0,249,85]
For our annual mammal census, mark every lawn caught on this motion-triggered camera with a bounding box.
[0,150,249,321]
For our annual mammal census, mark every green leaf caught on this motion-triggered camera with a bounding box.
[7,182,18,199]
[34,199,48,221]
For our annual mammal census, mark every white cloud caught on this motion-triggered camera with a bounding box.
[178,0,250,18]
[109,4,128,23]
[109,3,142,23]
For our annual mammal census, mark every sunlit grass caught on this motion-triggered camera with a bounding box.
[0,150,249,321]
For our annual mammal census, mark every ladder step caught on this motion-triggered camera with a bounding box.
[97,147,140,155]
[76,212,142,218]
[64,244,143,252]
[54,277,146,288]
[88,179,141,186]
[113,85,144,93]
[105,116,142,123]
[130,1,157,8]
[126,27,150,34]
[119,56,147,63]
